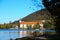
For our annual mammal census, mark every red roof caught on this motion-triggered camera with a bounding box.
[20,22,42,24]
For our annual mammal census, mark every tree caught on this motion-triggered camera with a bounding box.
[18,22,20,29]
[33,23,40,29]
[42,0,60,35]
[27,24,32,30]
[31,0,60,35]
[44,20,55,30]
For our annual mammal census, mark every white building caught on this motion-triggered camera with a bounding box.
[19,20,44,30]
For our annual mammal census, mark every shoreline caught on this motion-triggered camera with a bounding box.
[15,34,60,40]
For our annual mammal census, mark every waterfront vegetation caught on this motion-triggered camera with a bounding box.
[0,19,55,30]
[0,19,57,40]
[0,0,60,40]
[0,21,20,29]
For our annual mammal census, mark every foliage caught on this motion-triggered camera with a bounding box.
[0,21,19,29]
[44,20,55,30]
[27,24,32,30]
[42,0,60,16]
[31,0,60,33]
[33,23,40,29]
[42,0,60,35]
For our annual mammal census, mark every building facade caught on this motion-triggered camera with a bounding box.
[19,20,45,30]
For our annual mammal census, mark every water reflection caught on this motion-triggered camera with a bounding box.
[0,29,55,40]
[0,30,32,40]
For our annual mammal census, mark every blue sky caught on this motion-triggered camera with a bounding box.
[0,0,44,24]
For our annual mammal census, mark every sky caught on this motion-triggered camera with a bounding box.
[0,0,44,24]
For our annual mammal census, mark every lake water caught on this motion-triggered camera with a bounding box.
[0,29,55,40]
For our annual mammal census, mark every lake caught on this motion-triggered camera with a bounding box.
[0,29,55,40]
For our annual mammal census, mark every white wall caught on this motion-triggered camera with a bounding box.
[24,24,27,28]
[39,24,43,30]
[31,24,34,28]
[20,24,24,28]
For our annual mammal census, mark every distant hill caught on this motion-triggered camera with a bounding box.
[21,9,51,22]
[0,9,52,29]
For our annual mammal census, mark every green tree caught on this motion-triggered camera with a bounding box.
[27,24,32,30]
[44,19,56,30]
[33,23,40,29]
[42,0,60,35]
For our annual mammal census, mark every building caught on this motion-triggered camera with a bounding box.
[19,20,45,30]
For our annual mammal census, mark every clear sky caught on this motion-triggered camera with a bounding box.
[0,0,44,24]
